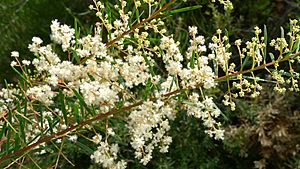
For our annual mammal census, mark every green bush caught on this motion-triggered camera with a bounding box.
[1,0,300,168]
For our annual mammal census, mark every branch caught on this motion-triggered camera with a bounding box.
[216,52,300,81]
[2,50,300,163]
[2,51,299,163]
[0,101,143,163]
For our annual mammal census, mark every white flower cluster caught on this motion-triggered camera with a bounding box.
[26,85,56,105]
[209,29,232,71]
[79,81,118,107]
[186,93,224,140]
[159,33,216,89]
[75,35,107,59]
[270,38,289,53]
[50,19,75,51]
[232,74,263,98]
[235,26,266,67]
[160,36,183,76]
[212,0,233,11]
[179,27,215,88]
[0,86,20,121]
[127,100,176,165]
[91,139,127,169]
[0,86,19,104]
[26,21,121,111]
[117,54,151,88]
[9,14,227,166]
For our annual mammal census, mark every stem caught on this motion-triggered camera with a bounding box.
[0,101,142,163]
[216,51,300,81]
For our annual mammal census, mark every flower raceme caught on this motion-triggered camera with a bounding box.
[1,0,300,168]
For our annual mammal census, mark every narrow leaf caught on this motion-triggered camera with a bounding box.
[280,26,284,38]
[46,116,54,133]
[59,90,68,125]
[269,53,275,62]
[190,51,196,68]
[263,25,267,63]
[72,89,92,116]
[75,141,94,155]
[72,103,81,124]
[167,5,202,15]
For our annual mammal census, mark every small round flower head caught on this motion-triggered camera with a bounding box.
[189,26,198,36]
[11,51,19,58]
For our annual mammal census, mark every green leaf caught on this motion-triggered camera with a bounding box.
[280,26,284,38]
[241,55,251,70]
[11,67,30,84]
[143,79,153,100]
[166,5,202,15]
[14,131,21,152]
[73,18,81,64]
[190,51,196,69]
[59,90,68,125]
[72,89,92,116]
[296,39,300,53]
[19,118,26,143]
[242,75,276,83]
[17,101,27,142]
[75,140,94,155]
[46,116,54,133]
[263,25,267,63]
[269,53,275,62]
[72,103,81,124]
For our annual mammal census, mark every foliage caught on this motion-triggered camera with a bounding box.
[1,0,300,169]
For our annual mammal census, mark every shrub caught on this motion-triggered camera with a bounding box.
[1,0,300,168]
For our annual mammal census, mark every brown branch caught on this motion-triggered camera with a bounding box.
[216,51,300,81]
[0,84,183,163]
[0,101,143,163]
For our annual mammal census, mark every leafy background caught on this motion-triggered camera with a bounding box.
[1,0,300,168]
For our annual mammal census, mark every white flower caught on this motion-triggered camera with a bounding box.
[50,19,75,51]
[26,85,56,105]
[92,134,102,144]
[10,61,17,67]
[91,141,127,169]
[107,128,115,136]
[32,37,43,45]
[22,60,31,66]
[186,95,224,140]
[189,26,198,36]
[11,51,19,58]
[127,100,177,165]
[69,135,78,142]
